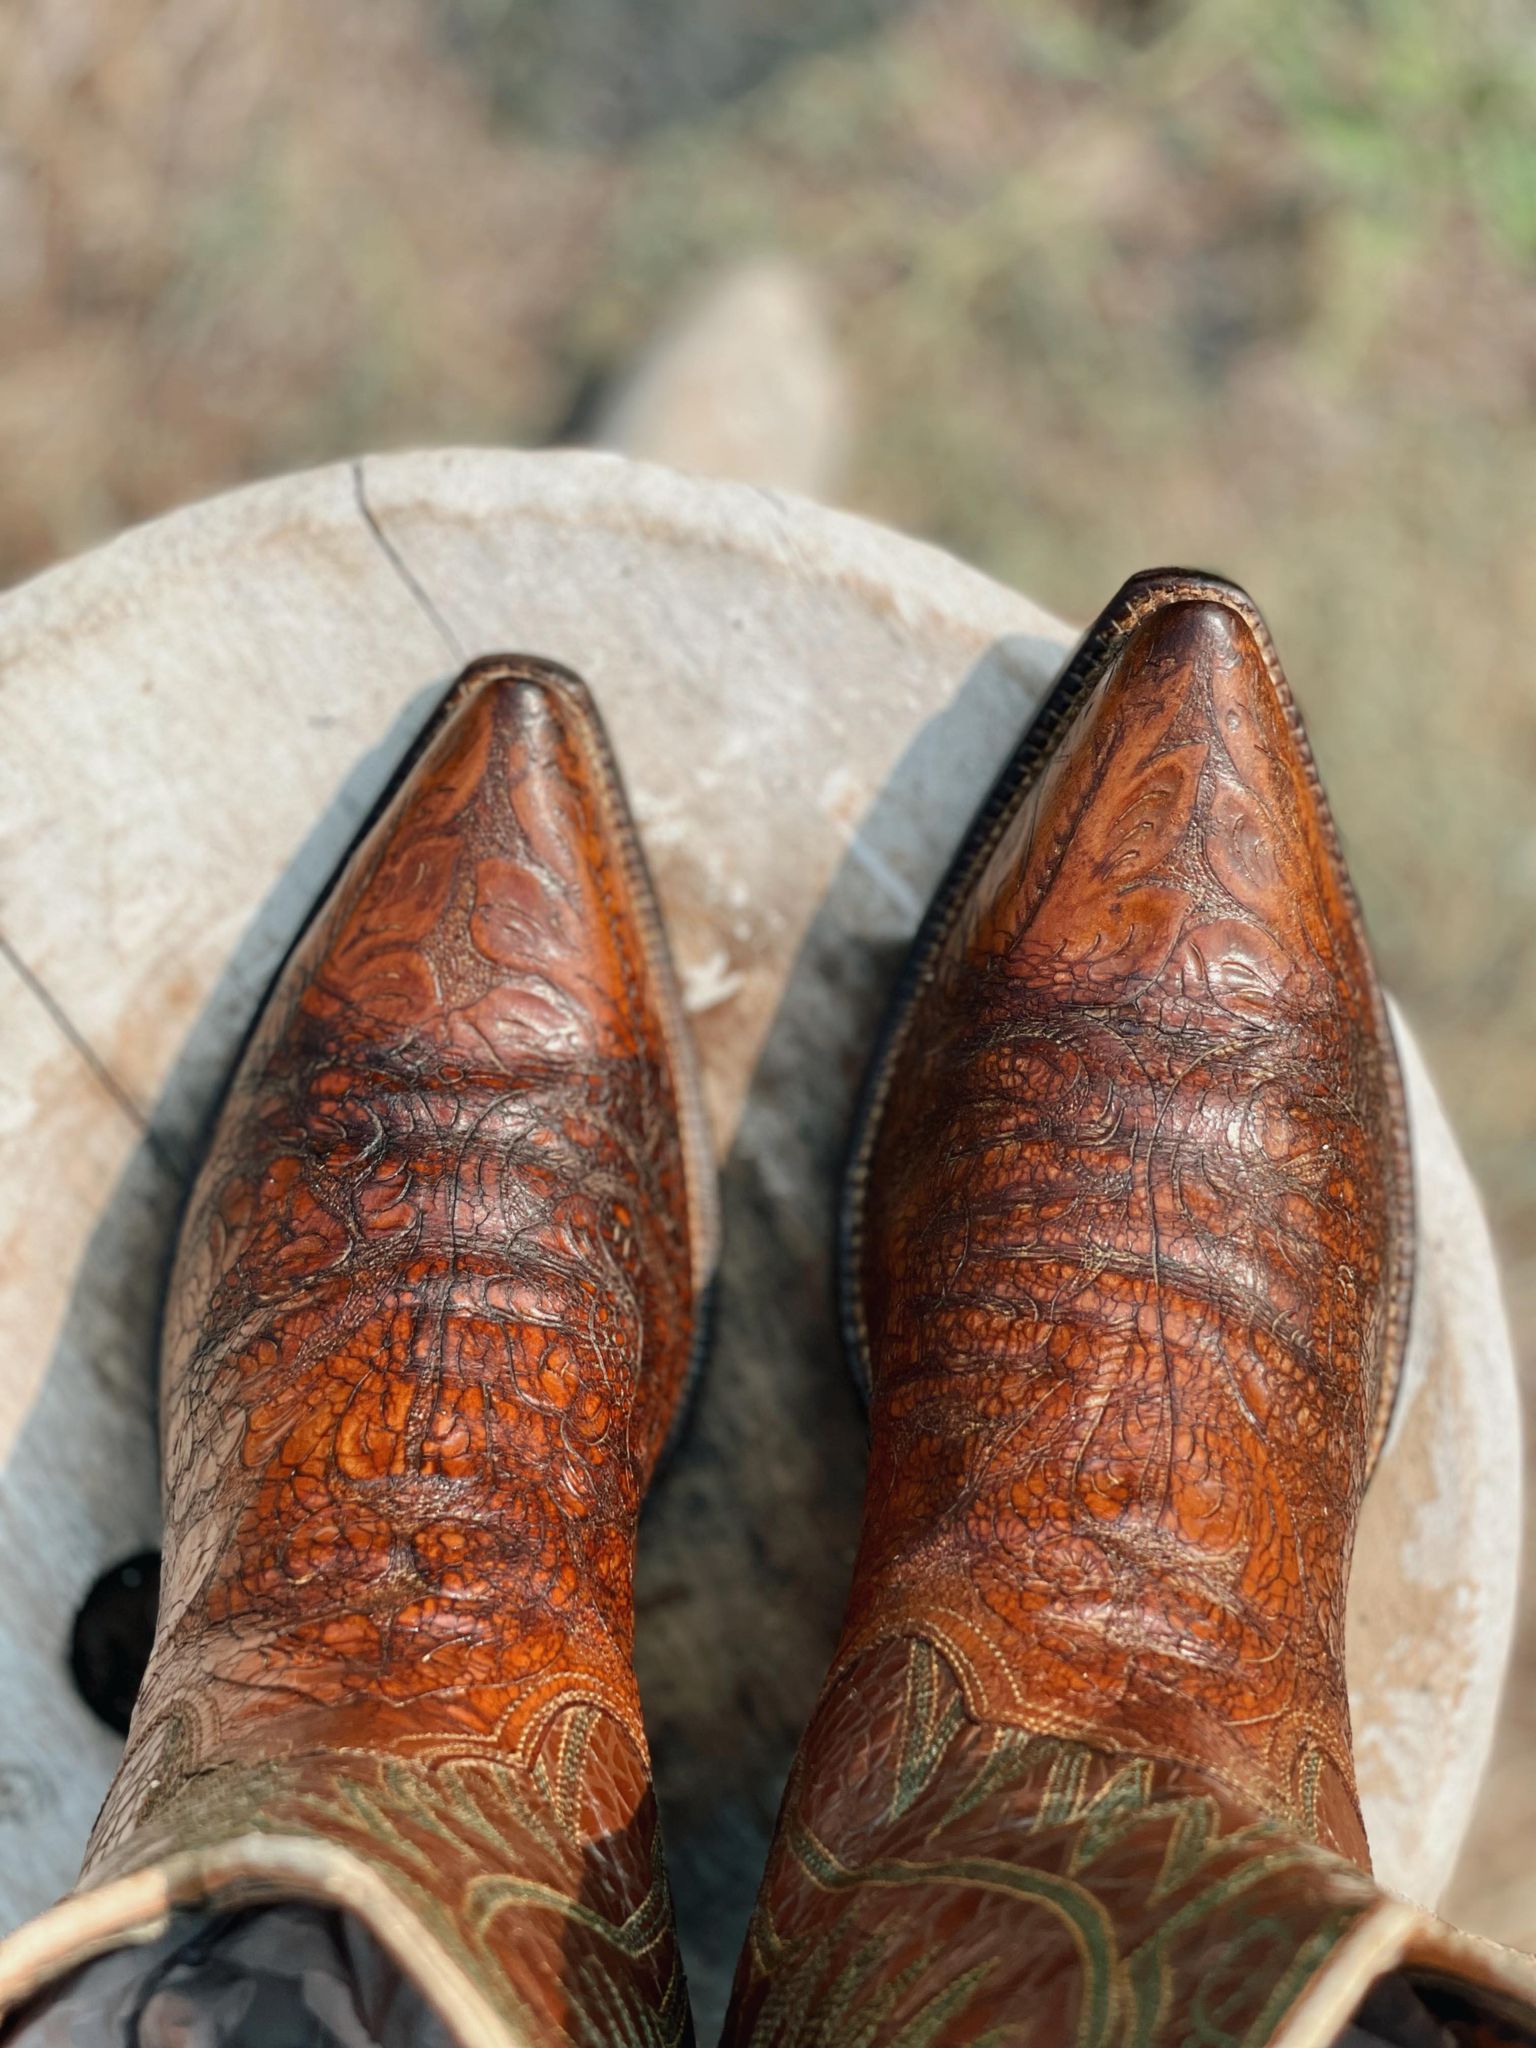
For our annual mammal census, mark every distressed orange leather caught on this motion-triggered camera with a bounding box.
[718,572,1536,2047]
[71,657,716,2046]
[840,570,1412,1860]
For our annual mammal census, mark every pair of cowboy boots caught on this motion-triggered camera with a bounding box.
[1,572,1532,2048]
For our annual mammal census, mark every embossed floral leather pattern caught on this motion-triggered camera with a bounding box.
[717,572,1486,2048]
[724,1633,1536,2048]
[83,1719,690,2046]
[78,656,716,2046]
[724,1636,1383,2048]
[839,571,1412,1862]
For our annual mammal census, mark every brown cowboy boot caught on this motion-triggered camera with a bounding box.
[0,658,717,2047]
[723,571,1536,2047]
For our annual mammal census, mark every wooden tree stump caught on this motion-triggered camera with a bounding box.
[0,449,1519,2035]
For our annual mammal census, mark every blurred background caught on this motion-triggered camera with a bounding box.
[1,0,1533,1949]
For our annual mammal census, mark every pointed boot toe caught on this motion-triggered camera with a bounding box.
[0,655,715,2048]
[719,576,1536,2048]
[842,571,1411,1854]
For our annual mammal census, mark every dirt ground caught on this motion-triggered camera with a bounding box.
[2,0,1533,1959]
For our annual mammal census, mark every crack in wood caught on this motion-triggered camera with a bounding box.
[0,933,185,1185]
[352,458,466,661]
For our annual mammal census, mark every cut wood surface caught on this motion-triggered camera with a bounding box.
[0,448,1518,2034]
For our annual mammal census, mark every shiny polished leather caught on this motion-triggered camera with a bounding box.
[840,570,1412,1860]
[82,657,717,2045]
[726,1635,1388,2048]
[723,571,1431,2046]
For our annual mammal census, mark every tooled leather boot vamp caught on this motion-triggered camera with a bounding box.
[92,661,712,1855]
[847,589,1409,1856]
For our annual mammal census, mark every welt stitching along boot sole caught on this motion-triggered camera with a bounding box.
[723,571,1536,2048]
[0,655,718,2048]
